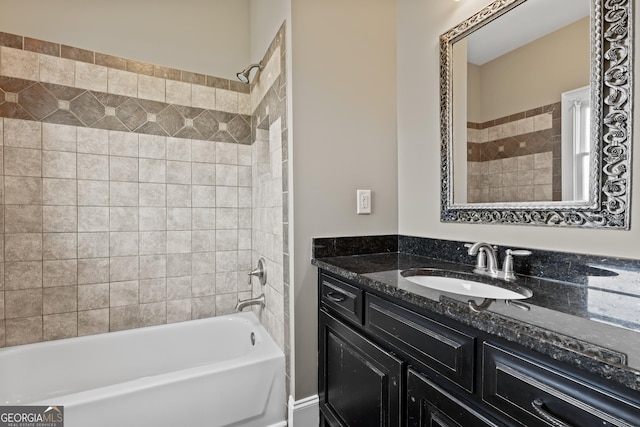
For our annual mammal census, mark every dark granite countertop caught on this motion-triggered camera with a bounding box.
[311,235,640,393]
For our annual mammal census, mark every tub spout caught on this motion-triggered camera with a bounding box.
[235,294,265,312]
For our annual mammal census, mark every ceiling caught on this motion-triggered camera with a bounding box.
[466,0,591,65]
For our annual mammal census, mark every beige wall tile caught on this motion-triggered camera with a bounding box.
[43,312,77,341]
[110,156,138,182]
[167,137,191,161]
[109,131,138,157]
[139,255,166,280]
[77,127,109,155]
[75,62,108,92]
[193,185,216,208]
[192,140,216,163]
[4,119,41,149]
[5,261,42,290]
[140,231,166,255]
[192,163,215,185]
[78,308,109,336]
[42,123,77,152]
[139,183,166,207]
[192,274,215,297]
[78,154,109,180]
[167,254,191,277]
[192,85,216,110]
[192,208,216,230]
[110,207,138,232]
[140,301,166,327]
[139,158,166,183]
[5,234,42,262]
[139,134,166,160]
[238,93,251,116]
[110,182,139,206]
[6,289,42,318]
[5,205,42,233]
[4,148,41,177]
[78,233,109,259]
[167,161,192,184]
[40,55,75,86]
[192,251,215,275]
[77,258,109,285]
[110,305,139,331]
[167,184,191,208]
[167,231,191,254]
[0,47,39,80]
[110,280,139,307]
[167,207,191,231]
[43,286,77,314]
[108,68,138,97]
[78,283,109,311]
[192,296,215,319]
[139,207,166,231]
[167,299,191,323]
[43,205,77,232]
[166,80,192,106]
[43,151,76,179]
[216,89,238,114]
[109,232,139,257]
[5,316,42,346]
[140,278,166,303]
[78,180,109,206]
[215,293,236,316]
[43,178,77,205]
[43,233,77,260]
[110,256,138,282]
[167,276,191,299]
[138,75,166,103]
[43,259,77,287]
[78,207,109,232]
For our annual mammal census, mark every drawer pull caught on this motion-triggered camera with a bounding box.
[326,292,347,302]
[532,399,573,427]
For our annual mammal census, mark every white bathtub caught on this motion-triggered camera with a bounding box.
[0,312,286,427]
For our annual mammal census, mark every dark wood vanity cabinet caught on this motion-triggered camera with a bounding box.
[317,270,640,427]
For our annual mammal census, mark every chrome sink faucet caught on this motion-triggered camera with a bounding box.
[466,242,499,277]
[466,242,531,281]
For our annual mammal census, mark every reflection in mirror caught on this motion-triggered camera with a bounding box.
[440,0,633,228]
[451,0,590,204]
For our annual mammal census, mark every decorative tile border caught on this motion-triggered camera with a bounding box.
[0,76,251,144]
[0,31,249,94]
[466,102,561,162]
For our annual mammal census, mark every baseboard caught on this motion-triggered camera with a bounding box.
[287,394,319,427]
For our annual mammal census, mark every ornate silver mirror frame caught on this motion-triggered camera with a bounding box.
[440,0,633,228]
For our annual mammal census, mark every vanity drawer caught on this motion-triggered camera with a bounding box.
[408,368,503,427]
[365,294,476,392]
[482,342,640,427]
[320,273,364,324]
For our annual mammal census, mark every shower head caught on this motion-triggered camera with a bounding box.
[236,62,262,83]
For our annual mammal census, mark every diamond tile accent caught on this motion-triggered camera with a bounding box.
[147,113,157,123]
[116,99,147,131]
[6,92,18,103]
[70,92,105,126]
[157,105,184,136]
[105,107,116,116]
[185,118,193,127]
[58,100,70,110]
[19,83,58,120]
[219,122,227,132]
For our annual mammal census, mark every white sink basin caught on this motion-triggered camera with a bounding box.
[401,269,532,300]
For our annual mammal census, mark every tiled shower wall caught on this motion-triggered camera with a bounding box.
[0,32,255,346]
[467,102,561,203]
[248,24,290,395]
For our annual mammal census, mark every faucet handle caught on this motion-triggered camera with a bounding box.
[502,249,531,280]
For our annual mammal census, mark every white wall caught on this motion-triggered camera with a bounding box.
[0,0,250,80]
[291,0,399,399]
[398,0,640,259]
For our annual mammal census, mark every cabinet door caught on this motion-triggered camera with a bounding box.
[407,368,503,427]
[319,310,404,427]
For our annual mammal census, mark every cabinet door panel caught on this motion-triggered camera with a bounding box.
[319,310,403,427]
[407,368,502,427]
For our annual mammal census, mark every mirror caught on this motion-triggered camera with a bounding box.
[440,0,633,228]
